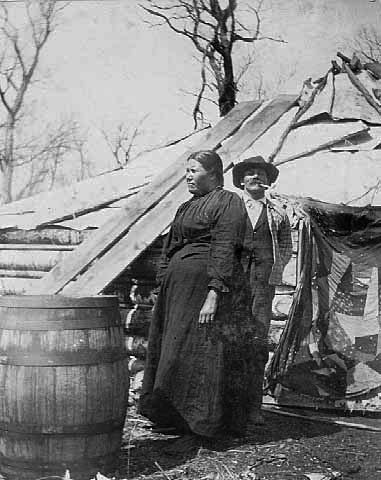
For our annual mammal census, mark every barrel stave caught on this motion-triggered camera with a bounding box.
[0,295,129,479]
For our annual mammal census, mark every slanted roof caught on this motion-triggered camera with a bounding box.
[0,128,208,230]
[2,56,381,296]
[227,67,381,205]
[28,96,297,295]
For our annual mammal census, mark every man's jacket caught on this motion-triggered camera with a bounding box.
[241,195,293,285]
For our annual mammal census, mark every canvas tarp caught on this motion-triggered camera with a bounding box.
[266,198,381,400]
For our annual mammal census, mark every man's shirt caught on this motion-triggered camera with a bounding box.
[243,192,266,229]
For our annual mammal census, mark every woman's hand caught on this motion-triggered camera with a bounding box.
[199,289,219,324]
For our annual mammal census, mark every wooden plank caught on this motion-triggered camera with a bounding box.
[274,121,369,167]
[0,131,208,228]
[0,277,35,295]
[62,182,193,296]
[343,63,381,116]
[263,405,381,431]
[218,95,298,160]
[0,228,88,246]
[332,71,381,123]
[29,101,262,295]
[0,244,74,251]
[330,126,381,151]
[62,95,298,296]
[0,174,144,228]
[18,190,140,229]
[0,250,69,272]
[240,107,298,161]
[0,270,45,279]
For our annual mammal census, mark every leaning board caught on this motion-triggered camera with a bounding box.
[28,101,263,295]
[62,95,298,296]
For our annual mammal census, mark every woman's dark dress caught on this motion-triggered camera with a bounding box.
[139,187,256,437]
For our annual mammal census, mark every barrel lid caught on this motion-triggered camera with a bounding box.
[0,295,119,309]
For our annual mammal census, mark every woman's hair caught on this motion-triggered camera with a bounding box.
[187,150,224,186]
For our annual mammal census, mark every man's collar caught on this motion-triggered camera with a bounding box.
[242,190,267,205]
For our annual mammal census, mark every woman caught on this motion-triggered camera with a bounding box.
[139,150,255,443]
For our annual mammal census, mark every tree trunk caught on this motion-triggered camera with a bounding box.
[0,121,15,204]
[219,52,236,116]
[0,165,13,205]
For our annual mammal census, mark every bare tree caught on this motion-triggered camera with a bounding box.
[14,118,89,199]
[102,123,142,169]
[0,0,72,204]
[102,116,149,169]
[141,0,285,127]
[353,25,381,63]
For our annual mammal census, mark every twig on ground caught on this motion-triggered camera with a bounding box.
[35,476,67,480]
[154,461,172,480]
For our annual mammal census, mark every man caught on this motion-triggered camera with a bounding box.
[232,156,292,425]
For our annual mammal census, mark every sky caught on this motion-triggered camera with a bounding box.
[6,0,381,175]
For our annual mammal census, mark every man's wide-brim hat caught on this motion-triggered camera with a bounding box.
[232,156,279,189]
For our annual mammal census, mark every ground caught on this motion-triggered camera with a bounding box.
[117,406,381,480]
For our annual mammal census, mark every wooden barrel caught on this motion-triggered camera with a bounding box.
[0,295,129,479]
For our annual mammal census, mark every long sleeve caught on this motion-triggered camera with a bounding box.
[207,192,246,293]
[156,225,174,286]
[156,205,184,285]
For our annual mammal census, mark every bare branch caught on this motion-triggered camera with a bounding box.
[135,123,211,158]
[0,0,69,203]
[352,25,381,63]
[345,179,381,206]
[180,88,218,106]
[0,85,12,115]
[14,118,87,199]
[192,52,208,128]
[102,116,149,168]
[141,0,284,120]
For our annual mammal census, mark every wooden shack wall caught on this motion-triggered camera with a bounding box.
[0,229,91,295]
[0,218,298,401]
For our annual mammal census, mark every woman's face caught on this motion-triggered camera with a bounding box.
[186,159,215,196]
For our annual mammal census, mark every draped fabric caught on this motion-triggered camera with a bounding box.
[266,199,381,400]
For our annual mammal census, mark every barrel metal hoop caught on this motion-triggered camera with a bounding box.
[0,350,129,366]
[0,312,123,330]
[0,449,120,471]
[0,417,126,436]
[0,295,119,308]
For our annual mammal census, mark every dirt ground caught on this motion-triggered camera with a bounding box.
[118,406,381,480]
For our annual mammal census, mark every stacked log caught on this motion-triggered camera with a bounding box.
[0,228,91,295]
[116,239,163,402]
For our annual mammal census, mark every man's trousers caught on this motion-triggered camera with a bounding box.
[249,261,275,410]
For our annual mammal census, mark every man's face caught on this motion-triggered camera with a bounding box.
[242,167,269,195]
